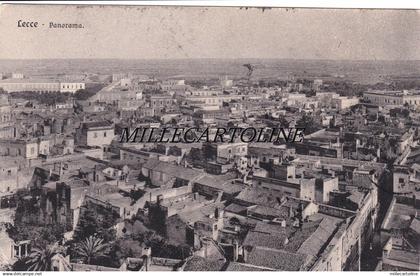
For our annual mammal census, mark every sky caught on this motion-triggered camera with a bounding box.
[1,4,420,60]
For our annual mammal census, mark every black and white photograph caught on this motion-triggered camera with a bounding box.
[0,2,419,272]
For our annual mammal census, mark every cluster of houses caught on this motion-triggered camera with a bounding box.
[0,72,418,271]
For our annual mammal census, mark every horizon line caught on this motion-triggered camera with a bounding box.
[1,57,420,62]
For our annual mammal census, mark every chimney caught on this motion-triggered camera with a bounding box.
[233,241,239,262]
[58,162,63,177]
[214,208,219,219]
[157,194,163,204]
[142,247,151,271]
[281,219,287,227]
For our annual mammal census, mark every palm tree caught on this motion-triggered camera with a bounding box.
[25,243,64,271]
[75,235,109,265]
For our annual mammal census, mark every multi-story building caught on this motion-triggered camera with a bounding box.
[333,97,360,111]
[0,79,85,93]
[149,95,176,109]
[186,94,243,108]
[59,82,85,93]
[0,137,49,159]
[220,76,233,88]
[363,90,420,107]
[379,196,419,271]
[0,94,14,139]
[203,142,248,163]
[76,121,115,148]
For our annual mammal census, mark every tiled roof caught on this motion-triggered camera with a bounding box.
[225,262,273,271]
[82,120,113,129]
[244,219,322,254]
[70,263,119,271]
[247,247,306,271]
[194,173,243,194]
[243,230,288,251]
[183,256,226,271]
[224,203,248,214]
[142,159,202,181]
[235,188,285,208]
[177,201,226,224]
[409,218,420,234]
[297,218,338,257]
[248,205,289,219]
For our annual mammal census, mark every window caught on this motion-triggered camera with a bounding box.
[14,246,19,257]
[399,178,405,184]
[94,132,98,138]
[7,170,11,176]
[104,132,107,137]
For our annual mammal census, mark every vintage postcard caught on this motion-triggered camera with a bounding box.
[0,3,419,272]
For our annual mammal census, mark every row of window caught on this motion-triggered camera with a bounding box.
[365,96,419,105]
[151,100,173,106]
[0,83,58,89]
[93,131,108,138]
[226,147,246,154]
[61,84,84,89]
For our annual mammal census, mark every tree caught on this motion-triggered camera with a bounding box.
[140,230,192,260]
[6,194,65,248]
[74,235,109,265]
[7,224,65,248]
[73,83,105,101]
[108,236,144,267]
[73,206,117,242]
[25,243,64,271]
[296,114,321,135]
[169,118,178,125]
[278,115,290,128]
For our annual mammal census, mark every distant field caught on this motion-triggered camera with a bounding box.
[1,59,420,84]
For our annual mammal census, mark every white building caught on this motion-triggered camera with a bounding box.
[0,79,85,93]
[11,73,24,79]
[363,90,420,107]
[333,96,359,110]
[59,82,85,93]
[77,121,115,148]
